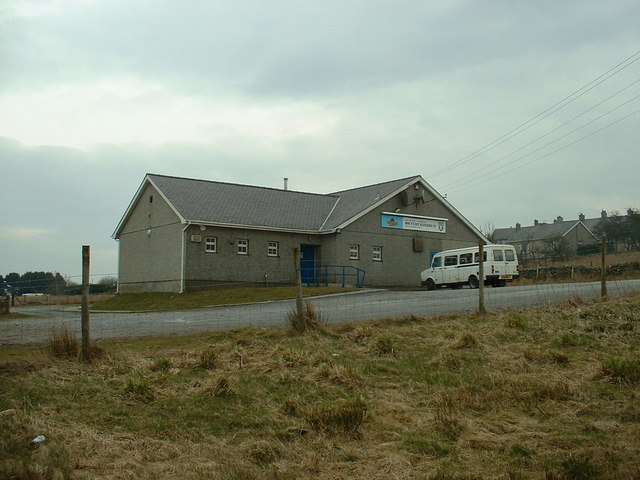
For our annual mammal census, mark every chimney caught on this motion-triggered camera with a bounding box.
[534,219,539,226]
[556,216,563,223]
[515,223,521,231]
[283,178,288,191]
[601,210,607,219]
[578,213,585,222]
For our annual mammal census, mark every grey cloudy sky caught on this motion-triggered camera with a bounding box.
[1,0,638,281]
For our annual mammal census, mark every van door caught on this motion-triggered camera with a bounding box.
[431,255,444,285]
[504,248,517,276]
[443,254,459,285]
[491,248,505,276]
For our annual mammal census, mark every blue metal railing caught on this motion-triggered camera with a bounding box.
[308,265,366,288]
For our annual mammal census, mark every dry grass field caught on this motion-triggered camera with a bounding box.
[522,251,640,269]
[13,294,116,306]
[1,292,639,479]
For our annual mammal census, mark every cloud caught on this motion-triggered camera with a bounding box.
[0,77,338,147]
[0,227,52,239]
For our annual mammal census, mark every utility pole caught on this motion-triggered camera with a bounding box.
[81,245,91,362]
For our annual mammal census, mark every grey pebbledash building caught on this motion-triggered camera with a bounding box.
[113,174,487,293]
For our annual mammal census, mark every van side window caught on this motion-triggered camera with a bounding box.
[444,255,458,266]
[493,250,504,261]
[459,253,472,264]
[474,251,487,263]
[432,256,442,268]
[505,250,515,261]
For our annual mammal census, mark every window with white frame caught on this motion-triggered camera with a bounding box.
[349,244,360,260]
[205,237,217,253]
[267,241,279,257]
[237,239,249,255]
[372,246,382,261]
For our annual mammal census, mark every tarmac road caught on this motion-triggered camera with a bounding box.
[2,279,639,345]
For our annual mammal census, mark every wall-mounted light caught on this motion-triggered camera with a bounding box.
[146,229,152,237]
[200,225,206,231]
[393,208,400,213]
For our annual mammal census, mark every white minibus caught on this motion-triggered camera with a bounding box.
[420,244,519,290]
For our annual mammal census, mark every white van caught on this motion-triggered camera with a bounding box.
[420,244,519,290]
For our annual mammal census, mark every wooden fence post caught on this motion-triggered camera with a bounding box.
[293,247,306,332]
[478,240,486,315]
[600,236,607,298]
[81,245,91,362]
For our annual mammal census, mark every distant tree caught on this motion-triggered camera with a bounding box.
[626,208,640,251]
[94,276,118,294]
[545,235,571,263]
[65,280,82,295]
[1,271,69,294]
[595,208,640,252]
[480,221,496,243]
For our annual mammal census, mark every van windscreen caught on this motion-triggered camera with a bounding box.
[493,250,504,261]
[505,250,515,261]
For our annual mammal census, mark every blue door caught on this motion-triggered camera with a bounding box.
[300,245,317,285]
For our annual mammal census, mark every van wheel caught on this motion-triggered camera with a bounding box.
[425,278,436,291]
[468,275,479,289]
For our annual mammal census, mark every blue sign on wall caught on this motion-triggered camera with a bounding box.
[381,214,446,233]
[381,214,404,229]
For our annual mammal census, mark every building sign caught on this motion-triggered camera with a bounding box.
[381,213,447,234]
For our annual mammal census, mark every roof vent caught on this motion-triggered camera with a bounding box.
[284,178,288,191]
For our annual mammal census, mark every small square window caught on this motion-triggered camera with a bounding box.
[372,246,382,261]
[267,241,279,257]
[237,239,249,255]
[205,237,217,253]
[349,244,360,260]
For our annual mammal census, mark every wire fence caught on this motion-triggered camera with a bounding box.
[2,277,639,347]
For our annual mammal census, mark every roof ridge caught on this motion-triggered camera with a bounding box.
[147,173,338,199]
[329,175,419,195]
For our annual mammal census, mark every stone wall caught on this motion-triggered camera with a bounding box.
[520,262,640,280]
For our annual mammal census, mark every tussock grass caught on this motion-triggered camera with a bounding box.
[286,300,329,333]
[197,346,218,370]
[303,395,368,436]
[1,292,640,478]
[49,324,78,358]
[600,357,640,383]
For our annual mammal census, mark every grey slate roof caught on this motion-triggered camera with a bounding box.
[114,174,424,237]
[494,222,578,243]
[324,176,420,229]
[582,217,604,234]
[494,218,602,243]
[148,174,338,231]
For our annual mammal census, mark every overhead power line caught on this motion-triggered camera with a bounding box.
[428,48,640,179]
[442,83,640,191]
[446,106,640,196]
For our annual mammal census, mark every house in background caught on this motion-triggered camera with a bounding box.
[493,214,602,262]
[113,174,487,292]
